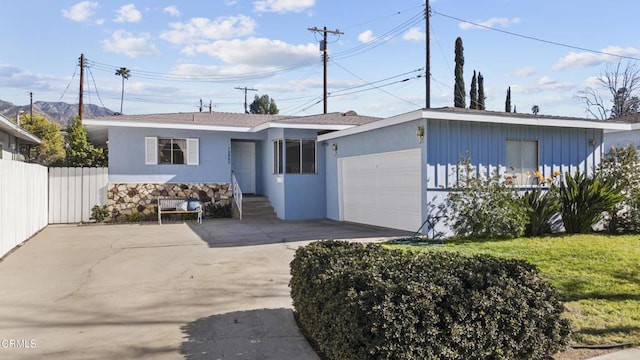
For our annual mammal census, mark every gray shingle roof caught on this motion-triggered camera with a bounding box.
[85,111,380,128]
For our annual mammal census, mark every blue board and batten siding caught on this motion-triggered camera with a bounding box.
[324,114,605,234]
[425,119,603,189]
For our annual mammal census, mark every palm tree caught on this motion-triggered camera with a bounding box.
[532,105,540,115]
[115,67,131,115]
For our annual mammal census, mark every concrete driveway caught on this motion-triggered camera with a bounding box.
[0,219,411,359]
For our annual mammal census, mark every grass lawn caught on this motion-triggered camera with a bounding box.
[389,234,640,346]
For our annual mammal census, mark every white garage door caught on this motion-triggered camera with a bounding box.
[339,149,422,232]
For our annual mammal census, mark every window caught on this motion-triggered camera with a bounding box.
[159,138,186,164]
[273,139,316,174]
[145,137,198,165]
[273,140,283,174]
[505,139,538,185]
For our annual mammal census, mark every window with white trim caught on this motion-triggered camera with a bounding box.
[505,139,538,185]
[145,137,198,165]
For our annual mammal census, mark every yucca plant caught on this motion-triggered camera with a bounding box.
[553,170,624,234]
[522,187,560,236]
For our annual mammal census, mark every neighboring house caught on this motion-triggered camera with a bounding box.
[603,113,640,149]
[0,113,41,161]
[84,107,631,234]
[83,111,379,220]
[318,108,629,234]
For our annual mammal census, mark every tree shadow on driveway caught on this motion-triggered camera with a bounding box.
[180,308,319,360]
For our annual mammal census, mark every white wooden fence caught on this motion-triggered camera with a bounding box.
[0,160,48,258]
[48,167,108,224]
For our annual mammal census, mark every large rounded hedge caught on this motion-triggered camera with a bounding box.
[290,241,571,360]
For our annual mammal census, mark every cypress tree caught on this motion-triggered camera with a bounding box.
[505,86,512,113]
[454,37,465,108]
[478,72,485,110]
[470,70,478,109]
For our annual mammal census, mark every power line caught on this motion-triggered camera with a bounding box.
[432,9,640,62]
[332,10,424,61]
[330,60,423,106]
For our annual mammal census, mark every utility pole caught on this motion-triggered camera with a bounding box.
[308,26,343,114]
[425,0,431,109]
[78,53,85,121]
[234,86,257,113]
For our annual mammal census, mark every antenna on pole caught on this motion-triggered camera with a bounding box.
[235,86,258,113]
[308,26,344,114]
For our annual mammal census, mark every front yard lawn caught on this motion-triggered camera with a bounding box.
[389,234,640,345]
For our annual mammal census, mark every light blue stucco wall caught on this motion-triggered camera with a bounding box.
[109,125,327,220]
[324,119,426,221]
[282,128,327,220]
[260,128,285,218]
[108,127,266,183]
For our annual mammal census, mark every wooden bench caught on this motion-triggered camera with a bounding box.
[157,197,202,225]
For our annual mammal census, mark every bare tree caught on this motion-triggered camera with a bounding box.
[576,60,640,119]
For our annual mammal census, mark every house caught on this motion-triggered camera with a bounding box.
[318,108,629,234]
[0,113,41,161]
[82,111,379,220]
[603,113,640,149]
[84,108,629,234]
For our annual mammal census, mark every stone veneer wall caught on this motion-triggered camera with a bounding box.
[107,183,232,221]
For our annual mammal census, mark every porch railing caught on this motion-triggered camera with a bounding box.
[231,172,243,220]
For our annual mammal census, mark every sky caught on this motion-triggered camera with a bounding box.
[1,0,639,119]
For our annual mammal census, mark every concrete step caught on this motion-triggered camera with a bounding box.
[240,196,277,219]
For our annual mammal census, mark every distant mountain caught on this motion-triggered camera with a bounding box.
[0,99,114,127]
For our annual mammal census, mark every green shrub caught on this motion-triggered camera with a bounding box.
[522,187,560,236]
[125,212,144,222]
[205,203,231,219]
[597,144,640,233]
[445,157,526,239]
[90,205,109,222]
[553,170,623,234]
[290,241,571,360]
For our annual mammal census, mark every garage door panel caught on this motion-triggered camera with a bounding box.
[339,149,422,232]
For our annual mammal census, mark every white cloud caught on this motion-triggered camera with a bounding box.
[253,0,315,13]
[114,4,142,23]
[163,6,180,17]
[95,18,105,25]
[358,30,375,43]
[182,37,318,70]
[509,77,574,95]
[160,15,256,45]
[61,1,98,22]
[459,17,521,30]
[102,30,161,58]
[512,66,536,77]
[403,27,425,42]
[553,46,640,71]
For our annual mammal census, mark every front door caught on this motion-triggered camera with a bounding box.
[231,141,256,194]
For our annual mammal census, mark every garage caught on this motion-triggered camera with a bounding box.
[338,149,422,232]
